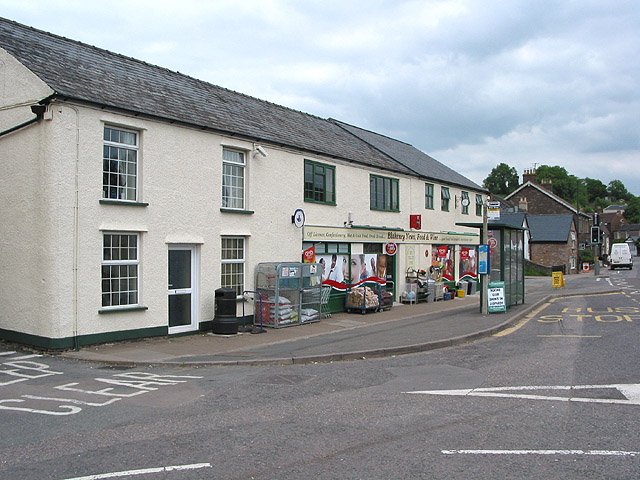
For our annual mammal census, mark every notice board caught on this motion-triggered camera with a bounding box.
[488,281,507,313]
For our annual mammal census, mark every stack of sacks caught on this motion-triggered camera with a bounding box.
[300,308,319,323]
[268,296,297,324]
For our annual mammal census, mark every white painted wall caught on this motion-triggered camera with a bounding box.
[1,51,484,342]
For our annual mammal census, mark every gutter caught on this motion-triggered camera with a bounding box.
[0,104,47,137]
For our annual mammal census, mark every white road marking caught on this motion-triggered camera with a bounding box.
[442,449,639,457]
[60,462,212,480]
[406,384,640,405]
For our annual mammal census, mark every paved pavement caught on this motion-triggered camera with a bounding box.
[59,274,616,367]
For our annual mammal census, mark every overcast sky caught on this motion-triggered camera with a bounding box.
[2,0,639,195]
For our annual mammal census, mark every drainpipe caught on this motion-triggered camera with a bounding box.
[0,104,47,137]
[67,105,81,351]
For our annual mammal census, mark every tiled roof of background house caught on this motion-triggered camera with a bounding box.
[0,17,419,176]
[527,214,574,242]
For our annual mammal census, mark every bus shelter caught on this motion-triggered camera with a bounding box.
[457,222,526,308]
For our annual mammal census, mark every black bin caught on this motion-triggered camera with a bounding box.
[212,288,238,335]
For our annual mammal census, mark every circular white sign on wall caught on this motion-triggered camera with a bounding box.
[293,209,305,228]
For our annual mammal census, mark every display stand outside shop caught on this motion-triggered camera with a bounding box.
[254,262,322,328]
[345,282,381,314]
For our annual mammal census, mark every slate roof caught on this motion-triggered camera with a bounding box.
[490,212,527,229]
[332,120,485,192]
[604,204,627,212]
[0,17,485,192]
[0,17,417,176]
[616,224,640,232]
[527,214,574,242]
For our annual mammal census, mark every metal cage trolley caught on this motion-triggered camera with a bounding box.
[254,262,322,328]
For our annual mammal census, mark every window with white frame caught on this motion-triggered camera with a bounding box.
[461,191,470,215]
[221,237,245,296]
[222,148,245,209]
[102,233,139,307]
[103,126,138,201]
[441,187,450,211]
[425,183,434,209]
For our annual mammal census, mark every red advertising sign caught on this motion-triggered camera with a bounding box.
[437,246,448,258]
[303,245,316,263]
[460,247,470,259]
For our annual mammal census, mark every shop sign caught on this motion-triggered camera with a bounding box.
[437,246,448,258]
[384,242,398,256]
[303,226,479,245]
[460,247,470,259]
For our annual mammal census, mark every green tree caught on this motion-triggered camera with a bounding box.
[583,178,608,203]
[483,163,519,196]
[535,165,585,206]
[594,197,610,211]
[607,180,632,203]
[624,196,640,224]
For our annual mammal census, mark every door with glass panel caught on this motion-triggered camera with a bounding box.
[168,245,199,334]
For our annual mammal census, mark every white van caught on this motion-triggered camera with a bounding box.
[610,243,633,270]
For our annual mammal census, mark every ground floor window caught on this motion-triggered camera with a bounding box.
[221,237,245,296]
[102,233,139,307]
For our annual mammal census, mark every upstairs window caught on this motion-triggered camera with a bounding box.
[476,194,484,216]
[370,174,399,211]
[425,183,434,209]
[222,148,246,209]
[461,191,470,215]
[441,186,450,211]
[103,126,138,201]
[304,160,335,204]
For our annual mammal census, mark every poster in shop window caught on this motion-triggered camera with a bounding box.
[435,245,454,281]
[317,253,388,288]
[459,247,477,280]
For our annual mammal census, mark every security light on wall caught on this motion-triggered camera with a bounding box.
[254,145,268,158]
[344,212,354,226]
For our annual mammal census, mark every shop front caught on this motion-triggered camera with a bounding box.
[302,225,480,312]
